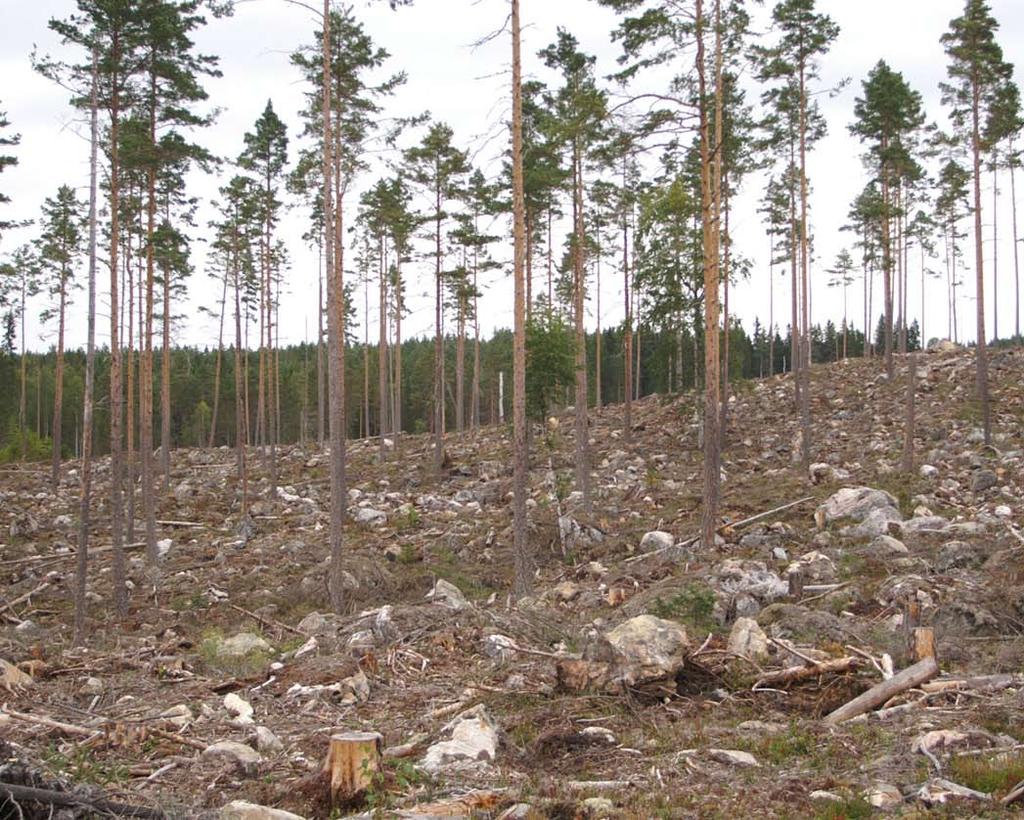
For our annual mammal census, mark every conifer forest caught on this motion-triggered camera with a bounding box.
[1,0,1024,817]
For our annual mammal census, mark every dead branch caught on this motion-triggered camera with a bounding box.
[754,657,860,689]
[823,656,939,725]
[228,603,308,638]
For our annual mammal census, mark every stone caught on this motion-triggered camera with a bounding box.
[224,692,255,725]
[553,581,581,602]
[809,790,843,803]
[218,632,271,658]
[817,486,899,527]
[419,705,498,775]
[80,676,105,695]
[919,464,939,479]
[483,634,516,662]
[727,617,769,661]
[582,797,616,817]
[604,615,690,682]
[156,538,173,558]
[995,505,1013,518]
[427,578,469,610]
[864,783,902,809]
[844,505,904,538]
[927,339,960,354]
[220,801,306,820]
[202,740,262,776]
[639,531,674,553]
[352,507,387,526]
[937,540,985,571]
[254,725,283,754]
[160,704,192,729]
[708,748,759,767]
[868,535,909,556]
[970,469,998,493]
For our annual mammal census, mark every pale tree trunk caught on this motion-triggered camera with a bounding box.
[992,160,999,342]
[769,230,775,375]
[317,251,325,446]
[1011,143,1020,340]
[472,247,481,433]
[595,245,601,410]
[720,191,730,443]
[142,156,158,576]
[19,277,27,461]
[971,84,991,444]
[73,50,100,644]
[622,156,633,442]
[455,258,465,434]
[378,236,388,461]
[901,353,917,473]
[881,155,894,378]
[511,0,531,598]
[363,271,370,439]
[161,248,171,492]
[699,0,722,550]
[393,263,403,445]
[324,2,347,613]
[50,278,67,488]
[798,57,812,469]
[209,271,228,448]
[233,252,247,521]
[433,180,444,473]
[126,226,136,544]
[572,141,591,514]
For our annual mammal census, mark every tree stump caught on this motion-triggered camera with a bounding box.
[323,731,382,805]
[912,627,936,663]
[788,569,804,601]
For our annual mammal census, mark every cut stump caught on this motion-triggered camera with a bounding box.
[323,731,382,805]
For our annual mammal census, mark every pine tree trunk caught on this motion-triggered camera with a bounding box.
[51,282,66,488]
[572,142,591,514]
[971,83,991,444]
[209,272,227,448]
[378,236,388,461]
[992,161,998,343]
[1011,144,1020,340]
[798,60,812,468]
[394,261,403,444]
[622,156,632,443]
[74,50,100,644]
[126,228,136,544]
[433,181,444,473]
[161,255,171,492]
[317,254,325,446]
[511,0,531,597]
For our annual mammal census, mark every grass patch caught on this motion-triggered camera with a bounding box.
[948,751,1024,796]
[648,582,716,634]
[197,627,274,677]
[813,796,873,820]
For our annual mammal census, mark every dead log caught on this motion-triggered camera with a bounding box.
[754,657,860,689]
[823,656,939,725]
[0,781,165,818]
[323,731,382,804]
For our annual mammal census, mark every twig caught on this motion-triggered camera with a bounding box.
[767,636,819,666]
[0,581,50,618]
[799,582,850,605]
[0,542,145,567]
[754,657,860,689]
[229,603,308,638]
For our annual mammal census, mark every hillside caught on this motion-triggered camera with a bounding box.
[1,348,1023,819]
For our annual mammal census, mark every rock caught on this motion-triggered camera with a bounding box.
[254,725,283,754]
[639,531,674,553]
[552,581,581,602]
[927,339,961,353]
[218,632,271,658]
[970,469,998,493]
[224,692,255,725]
[419,705,498,775]
[482,634,516,662]
[817,486,899,527]
[868,535,909,556]
[497,805,533,820]
[160,704,192,729]
[727,617,769,661]
[920,464,939,479]
[604,615,690,683]
[582,797,616,817]
[0,658,33,692]
[202,740,262,776]
[994,505,1013,518]
[156,538,173,558]
[844,505,904,538]
[353,507,387,526]
[708,749,759,767]
[916,778,991,805]
[220,801,306,820]
[80,676,104,695]
[809,790,843,803]
[937,540,985,571]
[715,559,788,605]
[296,612,341,636]
[864,783,902,809]
[54,514,73,529]
[788,551,836,583]
[809,463,850,484]
[427,578,469,610]
[737,720,786,735]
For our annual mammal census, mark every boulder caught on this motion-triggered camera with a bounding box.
[352,507,387,526]
[221,801,306,820]
[970,469,999,493]
[727,617,769,661]
[638,531,674,553]
[605,615,690,682]
[202,741,262,776]
[708,749,759,767]
[218,632,271,658]
[816,487,899,528]
[419,705,498,775]
[427,578,469,610]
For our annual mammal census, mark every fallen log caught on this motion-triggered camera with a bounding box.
[823,656,939,725]
[754,657,860,689]
[0,781,165,818]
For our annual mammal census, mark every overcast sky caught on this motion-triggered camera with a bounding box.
[2,0,1023,353]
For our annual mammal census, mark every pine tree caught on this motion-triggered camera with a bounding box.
[941,0,1015,444]
[850,60,925,378]
[0,103,20,237]
[404,123,468,475]
[36,185,86,487]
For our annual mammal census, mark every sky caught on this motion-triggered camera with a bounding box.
[1,0,1023,354]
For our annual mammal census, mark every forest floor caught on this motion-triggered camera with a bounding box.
[2,347,1024,819]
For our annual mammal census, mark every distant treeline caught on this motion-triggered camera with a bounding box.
[0,316,906,460]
